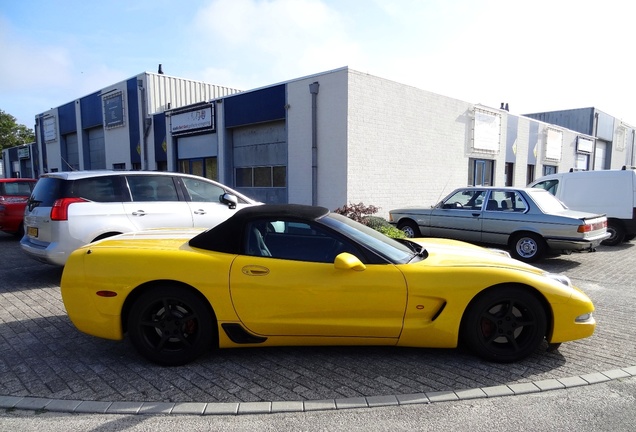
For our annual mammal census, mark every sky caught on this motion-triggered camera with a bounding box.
[1,0,635,129]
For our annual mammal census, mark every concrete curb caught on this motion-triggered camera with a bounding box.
[2,366,634,416]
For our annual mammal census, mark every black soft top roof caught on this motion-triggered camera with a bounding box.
[189,204,331,253]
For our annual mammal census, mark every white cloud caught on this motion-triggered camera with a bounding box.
[189,0,363,86]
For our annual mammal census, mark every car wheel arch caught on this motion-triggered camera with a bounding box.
[92,231,124,242]
[121,280,219,340]
[397,218,420,238]
[508,230,547,262]
[508,228,544,243]
[459,283,554,356]
[603,218,626,246]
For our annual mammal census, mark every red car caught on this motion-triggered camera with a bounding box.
[0,178,37,236]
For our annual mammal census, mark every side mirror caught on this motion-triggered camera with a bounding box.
[221,193,238,209]
[334,252,366,271]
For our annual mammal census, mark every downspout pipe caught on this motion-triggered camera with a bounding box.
[309,82,320,206]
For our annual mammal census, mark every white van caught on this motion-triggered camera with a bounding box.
[529,168,636,245]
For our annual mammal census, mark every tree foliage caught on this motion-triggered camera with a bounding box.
[0,109,35,151]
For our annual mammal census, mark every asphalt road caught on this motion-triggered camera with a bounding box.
[1,231,635,425]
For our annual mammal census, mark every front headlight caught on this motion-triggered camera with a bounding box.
[545,273,572,287]
[575,312,593,323]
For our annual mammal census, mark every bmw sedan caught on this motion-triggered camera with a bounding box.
[60,204,596,366]
[389,187,610,262]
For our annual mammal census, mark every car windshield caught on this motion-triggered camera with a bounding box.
[322,213,416,264]
[527,189,567,213]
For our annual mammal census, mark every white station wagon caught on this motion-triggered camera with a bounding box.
[21,170,259,266]
[389,187,610,262]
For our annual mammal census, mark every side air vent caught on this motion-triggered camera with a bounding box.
[221,323,268,344]
[431,302,447,321]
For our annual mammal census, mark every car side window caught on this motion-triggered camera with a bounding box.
[128,176,178,202]
[181,177,226,203]
[245,219,361,263]
[490,191,527,212]
[533,179,559,196]
[74,176,124,202]
[442,190,486,210]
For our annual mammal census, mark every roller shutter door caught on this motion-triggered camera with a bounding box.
[88,127,106,169]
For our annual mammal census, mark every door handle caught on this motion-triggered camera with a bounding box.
[241,265,270,276]
[193,209,206,215]
[132,210,146,216]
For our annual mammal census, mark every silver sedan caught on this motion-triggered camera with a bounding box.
[389,187,610,262]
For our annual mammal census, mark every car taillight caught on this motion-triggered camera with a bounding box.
[50,197,88,221]
[577,220,607,233]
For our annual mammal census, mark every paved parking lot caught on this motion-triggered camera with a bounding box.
[1,232,635,407]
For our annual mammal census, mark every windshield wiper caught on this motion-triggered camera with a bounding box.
[27,199,42,211]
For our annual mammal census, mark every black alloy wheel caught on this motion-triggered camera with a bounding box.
[127,285,215,366]
[462,287,547,362]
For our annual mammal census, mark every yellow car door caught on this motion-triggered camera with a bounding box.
[229,254,407,338]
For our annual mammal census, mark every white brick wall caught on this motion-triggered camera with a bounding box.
[326,69,594,219]
[347,70,478,218]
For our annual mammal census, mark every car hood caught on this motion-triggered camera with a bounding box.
[409,237,543,274]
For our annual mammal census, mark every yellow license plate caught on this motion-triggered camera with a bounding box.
[27,226,38,238]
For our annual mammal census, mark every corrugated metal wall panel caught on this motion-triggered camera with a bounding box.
[144,73,240,114]
[524,108,595,136]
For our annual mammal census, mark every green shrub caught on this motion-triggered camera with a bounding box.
[334,203,405,239]
[374,224,406,239]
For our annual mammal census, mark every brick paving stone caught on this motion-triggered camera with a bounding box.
[1,233,635,407]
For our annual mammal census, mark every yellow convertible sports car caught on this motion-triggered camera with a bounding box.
[60,204,596,366]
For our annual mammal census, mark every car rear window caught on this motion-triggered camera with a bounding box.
[29,178,64,207]
[29,175,127,207]
[0,181,33,196]
[527,189,567,213]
